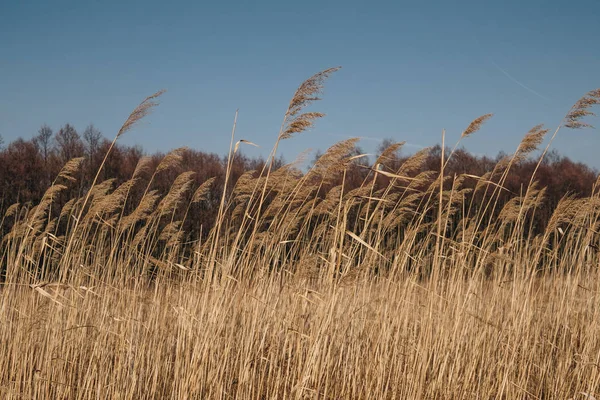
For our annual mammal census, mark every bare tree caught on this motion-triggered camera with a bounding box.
[33,124,53,163]
[55,123,84,162]
[0,134,4,150]
[0,138,45,204]
[83,123,103,171]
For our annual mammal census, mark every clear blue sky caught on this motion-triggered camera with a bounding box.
[1,0,599,167]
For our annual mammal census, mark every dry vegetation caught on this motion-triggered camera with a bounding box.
[1,69,600,399]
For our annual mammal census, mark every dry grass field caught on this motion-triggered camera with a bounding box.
[1,69,600,399]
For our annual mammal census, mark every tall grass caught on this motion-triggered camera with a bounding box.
[1,71,600,399]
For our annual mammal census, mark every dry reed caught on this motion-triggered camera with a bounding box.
[1,73,600,399]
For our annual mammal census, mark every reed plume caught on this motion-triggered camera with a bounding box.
[118,90,166,138]
[565,89,600,129]
[280,67,341,140]
[461,114,493,139]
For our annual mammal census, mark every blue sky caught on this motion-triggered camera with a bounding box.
[1,0,599,167]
